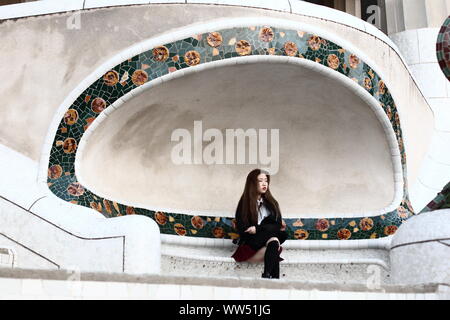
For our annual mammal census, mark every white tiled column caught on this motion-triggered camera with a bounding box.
[390,27,450,212]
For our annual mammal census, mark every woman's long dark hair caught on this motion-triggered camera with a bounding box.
[236,169,281,226]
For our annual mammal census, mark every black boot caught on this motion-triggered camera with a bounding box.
[271,261,280,279]
[263,241,279,279]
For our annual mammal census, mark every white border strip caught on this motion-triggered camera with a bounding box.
[161,233,393,249]
[75,55,403,219]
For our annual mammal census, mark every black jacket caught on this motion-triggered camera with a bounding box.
[235,199,283,244]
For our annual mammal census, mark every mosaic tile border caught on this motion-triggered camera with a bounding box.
[420,181,450,213]
[46,24,414,240]
[437,15,450,81]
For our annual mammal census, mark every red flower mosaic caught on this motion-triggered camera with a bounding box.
[152,46,169,62]
[91,97,106,113]
[62,138,77,154]
[191,216,205,229]
[131,70,148,86]
[174,223,186,236]
[259,27,274,42]
[103,70,119,86]
[384,225,398,236]
[48,165,62,179]
[337,228,352,240]
[184,50,201,66]
[284,41,298,56]
[315,219,330,232]
[294,229,309,240]
[359,217,374,231]
[67,182,84,196]
[235,40,252,56]
[155,211,168,225]
[207,32,223,47]
[64,109,78,125]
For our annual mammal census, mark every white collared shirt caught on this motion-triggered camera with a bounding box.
[257,198,271,225]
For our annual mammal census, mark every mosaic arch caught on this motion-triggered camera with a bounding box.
[437,15,450,81]
[47,25,414,240]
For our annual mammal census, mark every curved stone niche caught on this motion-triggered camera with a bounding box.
[78,62,395,217]
[47,26,413,240]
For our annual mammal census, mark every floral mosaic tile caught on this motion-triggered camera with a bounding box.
[47,26,414,240]
[420,181,450,213]
[437,15,450,81]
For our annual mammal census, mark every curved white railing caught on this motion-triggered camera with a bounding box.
[161,234,393,250]
[0,143,161,274]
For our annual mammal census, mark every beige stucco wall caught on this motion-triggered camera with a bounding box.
[79,62,394,217]
[385,0,450,34]
[0,3,433,204]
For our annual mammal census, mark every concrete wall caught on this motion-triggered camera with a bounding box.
[385,0,450,34]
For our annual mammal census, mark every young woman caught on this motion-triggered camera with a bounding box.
[231,169,288,279]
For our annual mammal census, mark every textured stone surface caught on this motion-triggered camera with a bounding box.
[0,267,447,299]
[390,209,450,285]
[391,209,450,246]
[161,244,391,284]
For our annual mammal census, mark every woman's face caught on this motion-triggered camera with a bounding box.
[256,173,268,195]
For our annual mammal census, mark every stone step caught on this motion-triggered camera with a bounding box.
[0,267,446,300]
[161,244,391,284]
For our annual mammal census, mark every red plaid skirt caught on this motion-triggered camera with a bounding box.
[231,244,284,262]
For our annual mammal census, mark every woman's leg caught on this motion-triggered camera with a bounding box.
[246,246,266,263]
[262,237,280,279]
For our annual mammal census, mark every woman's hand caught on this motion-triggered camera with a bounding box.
[280,220,286,231]
[245,226,256,234]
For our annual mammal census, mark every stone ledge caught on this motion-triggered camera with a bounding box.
[0,267,443,294]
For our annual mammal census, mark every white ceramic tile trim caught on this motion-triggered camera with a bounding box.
[160,234,393,249]
[37,16,415,185]
[0,0,84,20]
[187,0,292,13]
[84,0,154,10]
[74,55,403,219]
